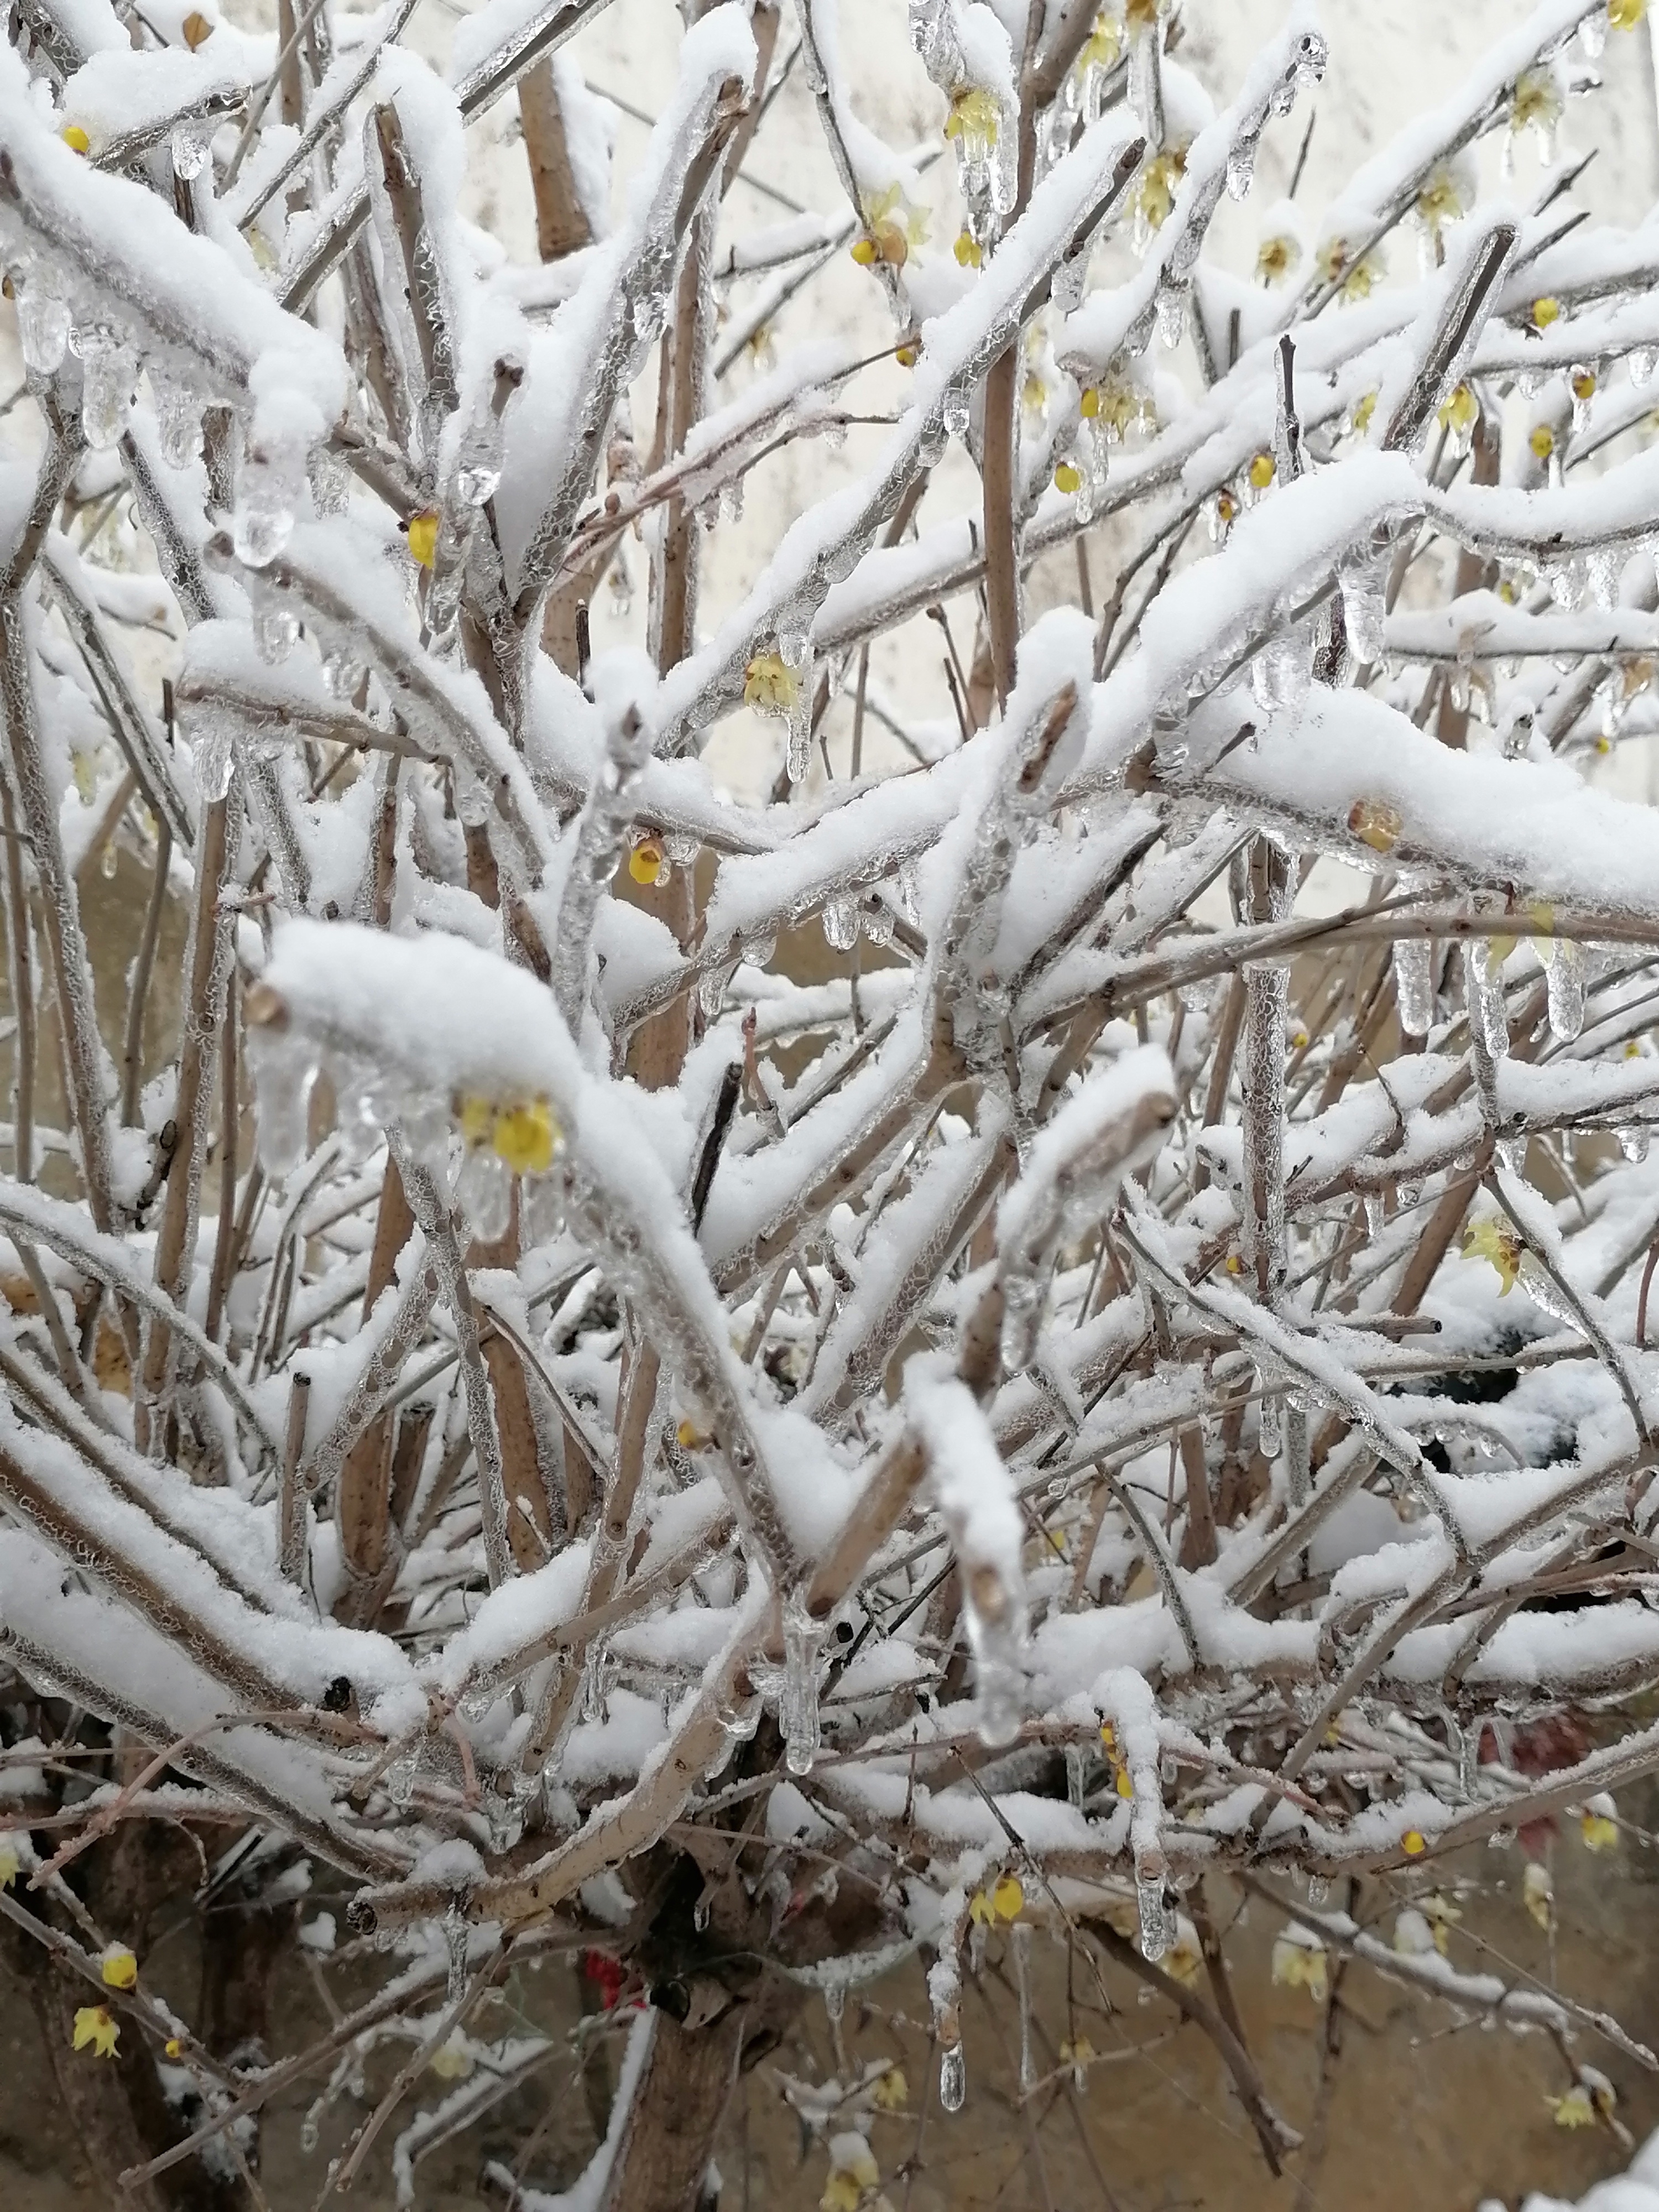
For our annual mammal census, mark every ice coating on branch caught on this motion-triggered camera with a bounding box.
[906,1366,1029,1745]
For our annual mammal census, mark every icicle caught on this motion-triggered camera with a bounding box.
[1459,1728,1482,1798]
[1225,132,1259,201]
[456,1146,512,1243]
[1338,549,1390,665]
[1306,1874,1329,1907]
[1285,1395,1311,1509]
[781,1602,822,1775]
[1155,280,1187,349]
[1250,622,1312,718]
[444,1901,468,2001]
[821,897,858,952]
[1135,1854,1172,1961]
[939,2038,967,2112]
[1066,1741,1088,1809]
[1619,1126,1650,1164]
[1632,345,1657,388]
[233,436,305,568]
[1258,1388,1282,1461]
[72,321,138,449]
[1470,942,1510,1059]
[16,274,70,374]
[1363,1190,1383,1237]
[961,1563,1025,1747]
[1580,3,1609,56]
[1012,1922,1035,2093]
[171,122,210,179]
[386,1741,421,1806]
[1393,936,1434,1035]
[247,1029,319,1176]
[1546,936,1584,1040]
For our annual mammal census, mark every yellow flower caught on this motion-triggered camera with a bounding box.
[1255,232,1301,285]
[1531,295,1561,332]
[1401,1828,1427,1858]
[943,86,1001,155]
[1081,376,1150,438]
[1611,0,1648,25]
[1059,2033,1095,2070]
[1271,1932,1328,2001]
[180,8,215,44]
[744,650,799,716]
[428,2029,474,2080]
[1165,1921,1203,1987]
[872,2066,907,2111]
[1053,461,1083,495]
[1079,11,1121,68]
[0,1843,18,1889]
[953,228,982,268]
[1416,162,1472,239]
[1513,72,1562,140]
[458,1094,495,1149]
[1318,236,1383,302]
[1099,1721,1115,1750]
[1348,797,1401,854]
[1350,390,1378,436]
[1133,146,1187,234]
[676,1416,709,1451]
[101,1947,138,1991]
[1530,423,1556,462]
[1224,1250,1243,1274]
[406,510,440,570]
[1438,383,1479,437]
[1420,1894,1461,1956]
[821,2139,880,2212]
[1580,1794,1619,1853]
[1248,451,1276,492]
[73,2006,119,2058]
[628,835,666,886]
[1462,1217,1524,1297]
[854,183,928,270]
[1115,1764,1133,1799]
[491,1099,558,1177]
[60,123,91,154]
[969,1873,1025,1925]
[1524,1859,1554,1932]
[1548,2085,1597,2130]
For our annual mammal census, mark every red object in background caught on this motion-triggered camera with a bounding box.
[1477,1712,1591,1857]
[582,1950,627,2009]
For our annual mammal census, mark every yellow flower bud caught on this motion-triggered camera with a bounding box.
[1529,423,1556,461]
[1054,461,1083,494]
[1611,0,1647,24]
[1248,451,1276,491]
[851,236,879,267]
[101,1946,138,1991]
[1580,1794,1619,1852]
[953,228,982,268]
[165,2037,184,2057]
[491,1098,559,1177]
[1572,367,1597,403]
[895,342,918,368]
[1400,1828,1427,1857]
[872,2066,907,2111]
[1531,296,1561,331]
[629,836,666,886]
[60,123,91,154]
[1348,797,1402,854]
[405,510,440,569]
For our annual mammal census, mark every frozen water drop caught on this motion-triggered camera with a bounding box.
[1393,936,1434,1035]
[17,281,70,375]
[939,2039,967,2112]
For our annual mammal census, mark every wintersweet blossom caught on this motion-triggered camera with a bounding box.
[1580,1795,1620,1851]
[1271,1929,1328,2001]
[743,650,799,714]
[943,87,1000,158]
[101,1946,137,1990]
[72,2007,119,2058]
